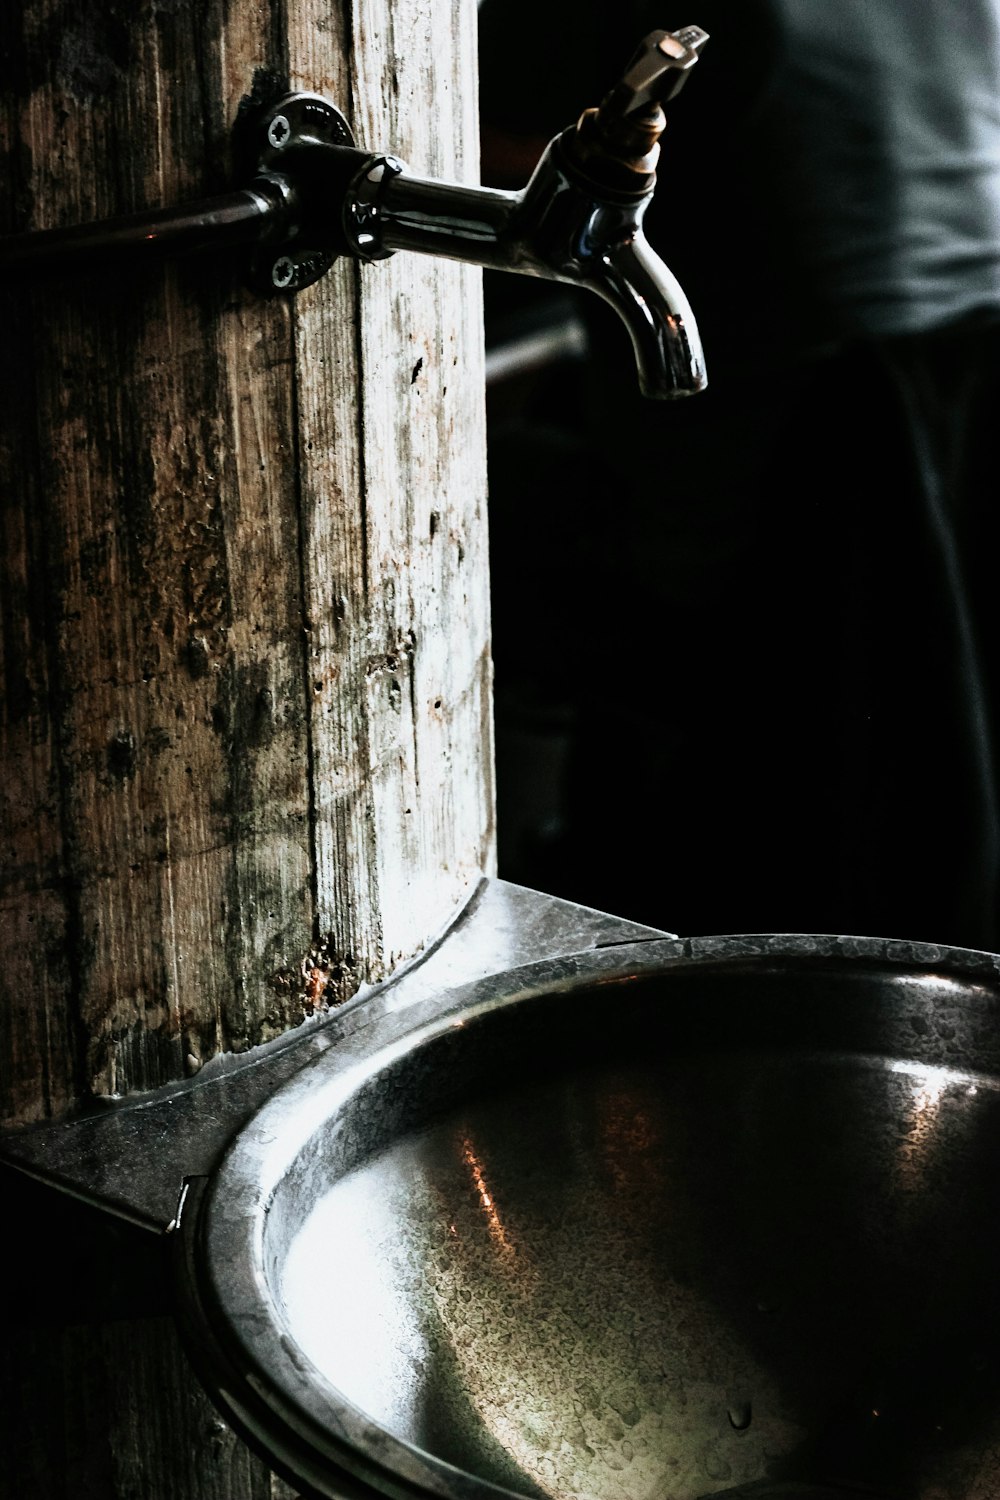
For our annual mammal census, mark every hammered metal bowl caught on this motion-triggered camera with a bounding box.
[179,935,1000,1500]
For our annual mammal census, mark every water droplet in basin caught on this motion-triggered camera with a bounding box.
[727,1399,752,1431]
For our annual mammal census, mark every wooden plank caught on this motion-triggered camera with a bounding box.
[0,0,492,1121]
[294,0,493,980]
[1,0,492,1491]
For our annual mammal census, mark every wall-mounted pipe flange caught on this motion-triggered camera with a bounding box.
[243,92,358,294]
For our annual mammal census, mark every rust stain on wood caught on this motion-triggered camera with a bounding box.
[269,933,360,1014]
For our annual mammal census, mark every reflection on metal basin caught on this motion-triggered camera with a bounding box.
[176,931,1000,1500]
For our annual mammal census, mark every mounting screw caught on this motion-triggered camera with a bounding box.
[271,256,296,289]
[267,114,292,150]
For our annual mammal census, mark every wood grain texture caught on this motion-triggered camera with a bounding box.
[0,1,491,1491]
[295,0,494,982]
[0,0,493,1125]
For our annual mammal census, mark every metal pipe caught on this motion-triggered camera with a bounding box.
[362,168,519,270]
[0,178,294,275]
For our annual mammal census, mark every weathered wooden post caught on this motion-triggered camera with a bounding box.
[0,0,492,1120]
[0,0,492,1490]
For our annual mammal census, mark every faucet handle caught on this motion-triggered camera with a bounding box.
[609,25,710,118]
[566,25,708,194]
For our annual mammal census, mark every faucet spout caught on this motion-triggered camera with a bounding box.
[343,138,706,398]
[510,137,706,397]
[598,224,706,398]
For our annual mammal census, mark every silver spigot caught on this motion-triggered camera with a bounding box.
[343,25,710,397]
[0,27,709,396]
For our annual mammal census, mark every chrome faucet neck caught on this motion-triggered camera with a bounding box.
[337,24,711,398]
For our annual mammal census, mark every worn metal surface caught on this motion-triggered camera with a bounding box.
[180,932,1000,1500]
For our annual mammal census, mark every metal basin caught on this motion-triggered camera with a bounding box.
[178,934,1000,1500]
